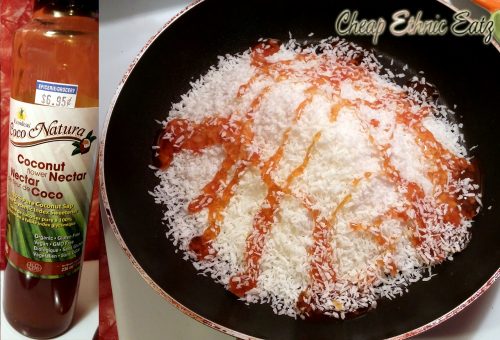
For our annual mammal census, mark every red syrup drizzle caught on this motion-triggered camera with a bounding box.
[228,128,322,296]
[156,87,271,260]
[154,39,480,317]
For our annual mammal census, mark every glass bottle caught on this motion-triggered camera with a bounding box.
[3,0,98,338]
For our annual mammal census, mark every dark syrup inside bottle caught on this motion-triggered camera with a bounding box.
[3,264,80,338]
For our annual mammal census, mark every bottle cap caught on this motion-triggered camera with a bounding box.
[34,0,98,17]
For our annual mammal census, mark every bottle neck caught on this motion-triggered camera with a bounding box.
[33,0,98,19]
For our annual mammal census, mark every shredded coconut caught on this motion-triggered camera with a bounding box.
[151,38,480,319]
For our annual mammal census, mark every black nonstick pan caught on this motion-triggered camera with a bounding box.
[100,0,500,338]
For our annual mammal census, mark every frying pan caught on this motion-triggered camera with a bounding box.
[100,0,500,338]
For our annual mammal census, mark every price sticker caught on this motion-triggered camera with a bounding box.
[34,80,78,108]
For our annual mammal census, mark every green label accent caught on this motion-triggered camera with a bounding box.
[6,99,98,278]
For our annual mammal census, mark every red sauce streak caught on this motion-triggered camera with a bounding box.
[154,39,480,316]
[411,122,478,224]
[330,99,348,122]
[228,119,321,297]
[297,183,358,314]
[349,218,398,277]
[350,91,479,263]
[156,86,271,260]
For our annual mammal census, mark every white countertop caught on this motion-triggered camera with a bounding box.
[99,1,500,339]
[1,260,98,340]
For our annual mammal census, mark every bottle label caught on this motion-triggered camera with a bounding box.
[6,99,98,278]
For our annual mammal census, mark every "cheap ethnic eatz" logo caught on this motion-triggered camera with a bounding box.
[10,108,96,156]
[335,9,496,45]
